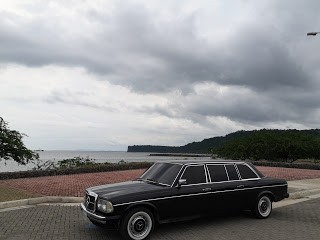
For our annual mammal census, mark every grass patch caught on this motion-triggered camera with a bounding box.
[0,184,39,202]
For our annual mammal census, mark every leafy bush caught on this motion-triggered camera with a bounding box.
[252,161,320,170]
[0,161,153,180]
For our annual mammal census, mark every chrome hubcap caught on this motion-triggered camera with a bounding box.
[133,217,146,232]
[127,211,152,240]
[258,196,271,217]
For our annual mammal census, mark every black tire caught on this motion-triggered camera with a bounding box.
[120,207,155,240]
[253,194,272,219]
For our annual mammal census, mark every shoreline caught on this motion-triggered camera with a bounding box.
[149,153,211,157]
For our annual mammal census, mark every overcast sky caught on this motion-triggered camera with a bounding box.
[1,0,320,151]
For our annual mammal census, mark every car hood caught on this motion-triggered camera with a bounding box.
[87,180,170,202]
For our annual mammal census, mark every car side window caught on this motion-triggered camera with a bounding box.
[207,164,228,182]
[225,164,239,181]
[237,164,258,179]
[181,165,206,185]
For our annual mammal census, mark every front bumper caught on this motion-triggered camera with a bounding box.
[80,203,120,224]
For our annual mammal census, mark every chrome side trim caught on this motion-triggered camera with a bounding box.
[234,164,242,180]
[178,164,208,186]
[80,203,106,220]
[113,184,288,207]
[170,165,184,187]
[183,161,248,165]
[224,165,230,181]
[206,163,261,183]
[204,165,209,183]
[156,162,184,165]
[169,161,259,187]
[243,163,260,178]
[140,163,156,179]
[225,164,240,181]
[205,164,211,182]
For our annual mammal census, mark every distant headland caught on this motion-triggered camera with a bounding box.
[127,129,320,162]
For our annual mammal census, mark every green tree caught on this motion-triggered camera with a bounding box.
[0,117,38,164]
[213,129,320,162]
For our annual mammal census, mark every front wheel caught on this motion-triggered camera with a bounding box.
[120,207,154,240]
[253,195,272,219]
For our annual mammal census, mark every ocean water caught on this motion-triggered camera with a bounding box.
[0,151,211,173]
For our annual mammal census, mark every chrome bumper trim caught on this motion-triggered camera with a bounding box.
[80,203,106,221]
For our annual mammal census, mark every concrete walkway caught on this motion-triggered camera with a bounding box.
[273,178,320,208]
[1,196,320,240]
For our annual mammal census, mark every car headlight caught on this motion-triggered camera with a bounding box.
[97,198,114,213]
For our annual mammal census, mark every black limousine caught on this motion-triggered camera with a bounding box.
[81,160,289,240]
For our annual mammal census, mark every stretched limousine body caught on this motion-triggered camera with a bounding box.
[81,160,289,240]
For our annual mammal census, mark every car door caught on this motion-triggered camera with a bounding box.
[235,163,261,208]
[205,163,246,214]
[170,164,210,219]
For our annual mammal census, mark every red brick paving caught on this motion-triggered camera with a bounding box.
[1,167,320,199]
[0,169,145,198]
[257,166,320,181]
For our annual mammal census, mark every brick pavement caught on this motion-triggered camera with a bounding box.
[0,198,320,240]
[256,166,320,181]
[0,169,145,198]
[0,166,320,200]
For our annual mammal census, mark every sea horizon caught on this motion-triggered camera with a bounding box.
[0,150,211,173]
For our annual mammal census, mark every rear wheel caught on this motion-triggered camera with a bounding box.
[120,207,154,240]
[253,195,272,219]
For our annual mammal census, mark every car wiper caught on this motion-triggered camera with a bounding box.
[137,178,165,186]
[145,178,160,185]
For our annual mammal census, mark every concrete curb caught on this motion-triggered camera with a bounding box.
[289,189,320,199]
[0,196,83,210]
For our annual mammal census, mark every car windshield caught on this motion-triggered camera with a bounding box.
[139,162,182,186]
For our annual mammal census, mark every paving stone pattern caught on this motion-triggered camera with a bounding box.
[1,167,320,199]
[258,166,320,181]
[0,169,145,198]
[0,198,320,240]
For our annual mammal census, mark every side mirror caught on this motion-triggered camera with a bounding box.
[177,179,187,188]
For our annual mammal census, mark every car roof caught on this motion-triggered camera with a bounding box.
[157,159,246,165]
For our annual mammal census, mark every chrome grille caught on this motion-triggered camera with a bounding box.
[84,191,97,212]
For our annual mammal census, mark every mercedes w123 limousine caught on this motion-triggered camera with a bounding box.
[80,160,289,240]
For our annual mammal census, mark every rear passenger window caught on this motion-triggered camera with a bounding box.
[207,165,228,182]
[237,164,258,179]
[225,164,239,181]
[181,165,206,185]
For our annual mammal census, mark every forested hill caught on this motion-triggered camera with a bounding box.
[127,129,320,155]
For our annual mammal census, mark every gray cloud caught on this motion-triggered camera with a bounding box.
[45,90,117,112]
[1,0,320,139]
[1,1,317,93]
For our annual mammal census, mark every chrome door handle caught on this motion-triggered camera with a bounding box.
[202,187,211,192]
[237,185,244,188]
